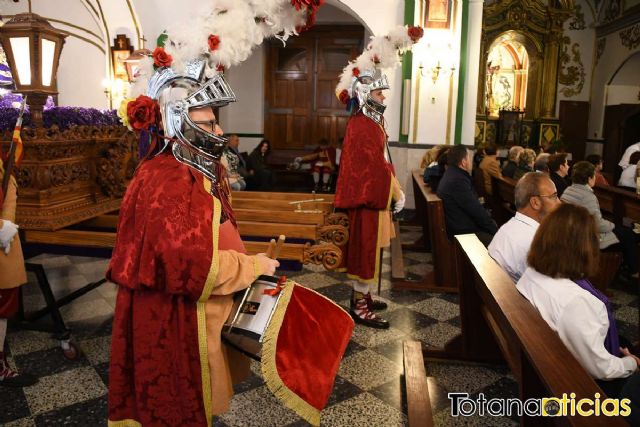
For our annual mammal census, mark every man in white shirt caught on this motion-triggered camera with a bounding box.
[619,141,640,169]
[488,172,560,281]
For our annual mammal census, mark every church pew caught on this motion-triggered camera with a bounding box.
[403,340,434,427]
[232,190,335,203]
[396,171,457,292]
[593,184,640,224]
[234,208,327,225]
[427,234,627,426]
[231,198,333,213]
[24,226,343,271]
[491,175,517,226]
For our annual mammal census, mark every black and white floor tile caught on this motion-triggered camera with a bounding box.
[2,226,638,426]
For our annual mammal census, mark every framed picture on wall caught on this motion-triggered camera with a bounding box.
[111,34,133,81]
[424,0,451,29]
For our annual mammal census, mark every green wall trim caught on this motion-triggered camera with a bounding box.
[399,0,415,143]
[453,0,470,146]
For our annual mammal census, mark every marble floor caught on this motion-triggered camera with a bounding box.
[2,227,638,426]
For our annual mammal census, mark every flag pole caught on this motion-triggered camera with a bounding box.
[1,96,27,201]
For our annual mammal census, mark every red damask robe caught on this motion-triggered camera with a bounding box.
[107,153,262,427]
[334,113,399,283]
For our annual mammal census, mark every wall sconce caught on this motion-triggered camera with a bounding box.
[419,59,455,84]
[418,42,456,84]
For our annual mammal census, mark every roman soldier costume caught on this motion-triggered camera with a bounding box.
[334,25,423,329]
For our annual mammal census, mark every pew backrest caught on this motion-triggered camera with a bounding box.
[455,234,627,426]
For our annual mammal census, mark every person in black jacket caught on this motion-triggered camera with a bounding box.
[437,145,498,246]
[548,153,570,197]
[502,145,523,178]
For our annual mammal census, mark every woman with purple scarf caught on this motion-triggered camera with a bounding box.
[517,203,640,421]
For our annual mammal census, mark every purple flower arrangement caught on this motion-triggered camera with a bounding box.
[0,93,121,131]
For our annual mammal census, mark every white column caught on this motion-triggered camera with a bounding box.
[460,0,484,146]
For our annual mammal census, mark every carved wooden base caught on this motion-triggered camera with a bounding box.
[317,224,348,246]
[17,197,121,231]
[302,242,342,270]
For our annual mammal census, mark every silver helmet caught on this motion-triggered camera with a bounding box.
[351,69,389,125]
[147,58,236,184]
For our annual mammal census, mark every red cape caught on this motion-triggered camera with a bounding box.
[334,114,394,282]
[107,153,244,426]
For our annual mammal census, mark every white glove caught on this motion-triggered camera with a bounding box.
[393,191,406,214]
[0,220,19,255]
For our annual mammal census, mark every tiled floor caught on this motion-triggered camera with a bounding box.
[2,226,638,426]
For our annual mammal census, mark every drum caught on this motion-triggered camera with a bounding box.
[222,275,283,360]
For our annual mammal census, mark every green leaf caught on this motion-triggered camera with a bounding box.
[157,33,168,48]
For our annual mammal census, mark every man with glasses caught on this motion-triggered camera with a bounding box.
[489,172,560,281]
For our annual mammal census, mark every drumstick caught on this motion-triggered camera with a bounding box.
[266,238,277,259]
[273,235,286,259]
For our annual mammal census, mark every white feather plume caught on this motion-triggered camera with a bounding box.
[335,25,423,100]
[131,0,321,91]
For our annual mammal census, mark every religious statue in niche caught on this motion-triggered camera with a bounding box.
[424,0,451,29]
[485,35,529,117]
[111,35,133,81]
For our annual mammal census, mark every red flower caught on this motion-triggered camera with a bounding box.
[408,26,424,42]
[291,0,324,12]
[208,35,221,52]
[152,47,173,68]
[216,64,225,72]
[292,0,324,32]
[127,95,161,131]
[352,67,360,77]
[338,89,350,105]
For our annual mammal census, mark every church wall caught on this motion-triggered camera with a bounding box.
[588,10,640,139]
[556,0,596,110]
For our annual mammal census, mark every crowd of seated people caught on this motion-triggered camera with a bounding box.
[421,140,640,420]
[221,135,275,191]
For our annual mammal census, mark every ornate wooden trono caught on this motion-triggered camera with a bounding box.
[1,125,138,231]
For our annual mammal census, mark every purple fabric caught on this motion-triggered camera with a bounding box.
[573,279,621,357]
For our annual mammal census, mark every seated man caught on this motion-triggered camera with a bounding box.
[488,172,560,281]
[437,145,497,246]
[222,134,248,191]
[501,145,523,179]
[548,153,570,197]
[296,138,336,192]
[619,140,640,170]
[478,144,502,195]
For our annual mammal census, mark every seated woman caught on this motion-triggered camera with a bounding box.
[517,203,640,408]
[423,145,449,191]
[247,139,273,190]
[586,154,610,186]
[512,148,536,181]
[562,161,639,278]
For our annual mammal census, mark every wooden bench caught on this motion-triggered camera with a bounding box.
[396,170,457,292]
[403,340,434,427]
[593,184,640,225]
[427,234,627,426]
[491,175,517,226]
[23,227,344,271]
[232,190,335,203]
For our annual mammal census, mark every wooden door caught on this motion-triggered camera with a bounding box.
[265,26,363,149]
[559,100,589,161]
